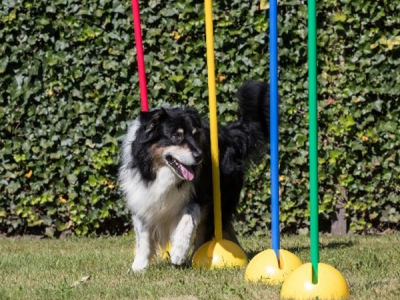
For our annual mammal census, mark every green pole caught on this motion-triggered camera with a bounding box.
[308,0,319,285]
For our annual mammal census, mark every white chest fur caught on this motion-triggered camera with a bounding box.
[120,166,192,225]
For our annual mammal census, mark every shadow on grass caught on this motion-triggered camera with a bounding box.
[246,240,356,260]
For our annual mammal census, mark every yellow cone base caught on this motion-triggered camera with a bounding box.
[192,239,248,269]
[281,262,350,299]
[158,242,172,261]
[132,242,172,263]
[245,249,302,285]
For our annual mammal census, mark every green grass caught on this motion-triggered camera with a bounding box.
[0,234,399,300]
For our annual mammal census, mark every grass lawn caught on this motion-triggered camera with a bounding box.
[0,234,399,300]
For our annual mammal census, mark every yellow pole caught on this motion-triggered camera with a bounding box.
[204,0,222,241]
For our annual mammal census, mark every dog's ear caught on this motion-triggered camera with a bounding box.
[138,109,167,142]
[140,109,167,131]
[185,107,202,129]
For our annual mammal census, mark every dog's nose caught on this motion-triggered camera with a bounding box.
[193,151,203,164]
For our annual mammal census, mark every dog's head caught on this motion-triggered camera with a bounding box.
[133,107,206,182]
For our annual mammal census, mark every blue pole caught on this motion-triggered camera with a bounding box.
[269,0,280,261]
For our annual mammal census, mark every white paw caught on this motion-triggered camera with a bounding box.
[131,258,149,272]
[170,214,194,266]
[170,250,187,266]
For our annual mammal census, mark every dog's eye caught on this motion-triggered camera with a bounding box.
[171,130,184,142]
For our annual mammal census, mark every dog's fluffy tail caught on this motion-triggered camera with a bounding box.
[236,80,270,164]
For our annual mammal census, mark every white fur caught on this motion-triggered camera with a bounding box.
[119,118,201,271]
[164,145,197,166]
[169,204,200,265]
[131,216,154,271]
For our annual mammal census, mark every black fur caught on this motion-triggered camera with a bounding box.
[193,80,269,243]
[130,107,207,183]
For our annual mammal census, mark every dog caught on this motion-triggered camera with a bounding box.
[119,81,269,271]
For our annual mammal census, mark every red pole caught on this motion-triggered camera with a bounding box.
[131,0,149,112]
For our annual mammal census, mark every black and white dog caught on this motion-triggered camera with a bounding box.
[119,81,269,271]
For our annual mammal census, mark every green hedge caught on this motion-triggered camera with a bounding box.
[1,0,399,237]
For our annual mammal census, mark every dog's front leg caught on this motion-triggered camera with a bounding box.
[170,203,200,266]
[131,215,155,272]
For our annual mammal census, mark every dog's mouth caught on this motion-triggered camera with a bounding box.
[165,155,195,181]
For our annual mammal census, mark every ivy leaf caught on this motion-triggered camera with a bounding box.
[0,57,9,74]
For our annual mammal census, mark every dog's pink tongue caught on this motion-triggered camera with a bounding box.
[179,165,194,181]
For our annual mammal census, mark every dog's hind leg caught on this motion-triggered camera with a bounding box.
[131,215,155,272]
[223,221,241,246]
[169,203,200,266]
[223,221,248,256]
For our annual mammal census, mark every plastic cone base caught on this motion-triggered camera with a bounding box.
[158,242,171,261]
[192,239,248,269]
[281,262,350,299]
[245,249,302,285]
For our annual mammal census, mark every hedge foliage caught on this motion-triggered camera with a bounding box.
[1,0,399,236]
